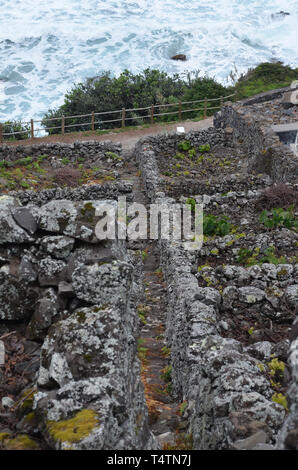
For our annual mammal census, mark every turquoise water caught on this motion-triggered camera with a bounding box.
[0,0,297,122]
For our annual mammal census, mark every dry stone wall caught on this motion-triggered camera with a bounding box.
[136,127,298,450]
[0,189,157,449]
[214,90,298,183]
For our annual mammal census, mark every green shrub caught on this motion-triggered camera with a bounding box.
[2,120,31,141]
[182,73,232,118]
[237,246,286,266]
[260,206,297,230]
[178,140,191,151]
[235,62,298,99]
[203,215,230,237]
[42,69,186,134]
[198,143,210,153]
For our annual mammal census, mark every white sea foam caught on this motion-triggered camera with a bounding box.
[0,0,297,123]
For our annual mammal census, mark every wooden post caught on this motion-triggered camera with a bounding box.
[178,101,182,121]
[121,108,126,129]
[220,96,224,109]
[0,124,3,143]
[151,105,154,125]
[204,97,207,119]
[61,115,65,135]
[30,119,34,139]
[91,111,95,131]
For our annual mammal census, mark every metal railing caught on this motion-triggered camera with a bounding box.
[0,93,236,142]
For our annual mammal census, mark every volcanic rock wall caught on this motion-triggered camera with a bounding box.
[135,128,298,450]
[214,90,298,183]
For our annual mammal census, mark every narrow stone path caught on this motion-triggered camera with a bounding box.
[140,249,185,449]
[125,156,188,450]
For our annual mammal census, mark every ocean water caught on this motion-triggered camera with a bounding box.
[0,0,297,123]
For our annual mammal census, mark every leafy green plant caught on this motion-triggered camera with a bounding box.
[260,206,297,230]
[161,365,172,383]
[237,246,286,266]
[186,197,196,212]
[37,62,298,136]
[258,247,286,265]
[198,143,210,153]
[0,160,10,168]
[203,214,230,237]
[178,401,188,416]
[272,393,288,412]
[188,148,196,158]
[178,140,191,151]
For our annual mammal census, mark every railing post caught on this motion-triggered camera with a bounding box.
[151,105,154,125]
[121,108,126,129]
[61,115,65,135]
[204,97,207,119]
[178,101,182,121]
[30,119,34,139]
[0,124,3,143]
[91,111,95,131]
[220,96,224,109]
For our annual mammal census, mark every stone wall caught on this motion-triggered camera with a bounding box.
[0,140,122,164]
[136,127,297,450]
[160,241,287,450]
[0,194,157,450]
[277,315,298,450]
[214,95,298,183]
[7,181,133,206]
[135,128,233,200]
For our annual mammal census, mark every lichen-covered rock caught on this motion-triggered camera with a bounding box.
[38,257,67,287]
[0,196,34,244]
[18,254,38,282]
[72,260,132,306]
[277,315,298,450]
[284,285,298,310]
[12,206,38,235]
[34,305,157,450]
[187,336,285,449]
[39,236,75,260]
[245,341,273,361]
[26,288,59,341]
[238,286,265,304]
[160,238,287,450]
[194,287,221,307]
[0,272,38,320]
[37,200,77,235]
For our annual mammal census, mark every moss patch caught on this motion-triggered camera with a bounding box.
[46,409,99,445]
[2,434,39,450]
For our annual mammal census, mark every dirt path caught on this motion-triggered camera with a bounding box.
[127,165,188,450]
[3,118,213,150]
